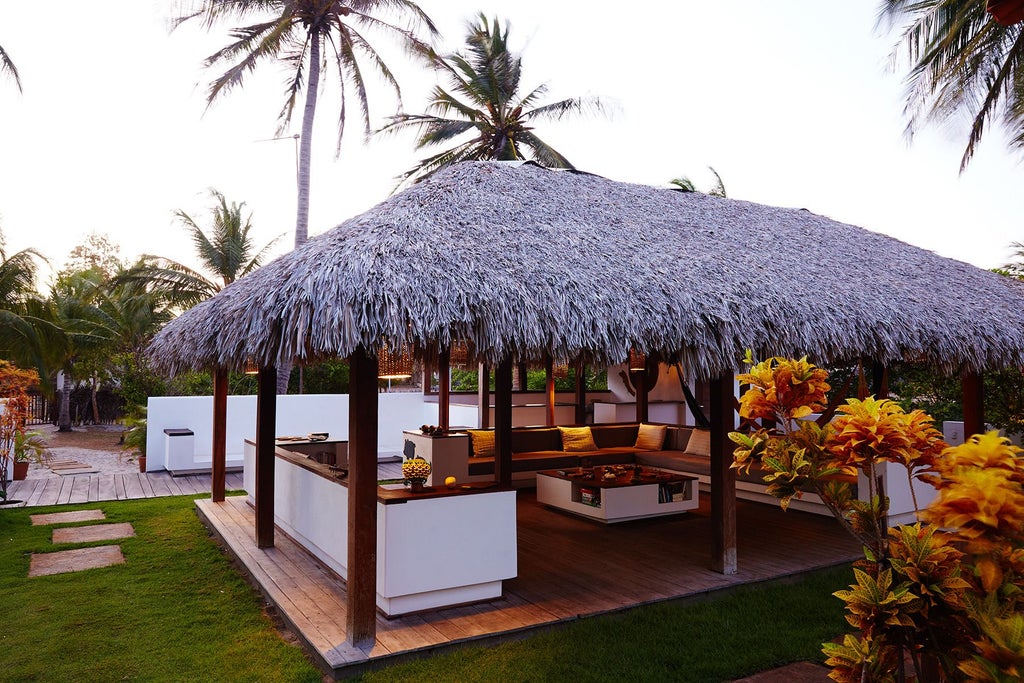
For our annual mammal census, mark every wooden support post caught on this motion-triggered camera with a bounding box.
[517,361,529,392]
[634,369,649,423]
[710,369,737,574]
[545,355,556,426]
[438,347,450,431]
[962,370,985,439]
[346,347,378,651]
[211,367,227,503]
[871,362,889,399]
[478,363,490,429]
[255,365,277,549]
[494,358,514,487]
[574,361,587,425]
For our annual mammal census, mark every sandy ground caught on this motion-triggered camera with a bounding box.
[24,424,141,479]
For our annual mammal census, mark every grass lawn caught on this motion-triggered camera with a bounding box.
[2,495,850,682]
[0,495,321,683]
[351,564,850,683]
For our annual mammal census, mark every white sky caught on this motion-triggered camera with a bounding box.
[1,1,1021,286]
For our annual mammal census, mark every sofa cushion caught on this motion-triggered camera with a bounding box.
[559,426,598,452]
[637,451,711,475]
[467,451,579,476]
[512,427,561,453]
[591,424,640,448]
[685,429,711,457]
[665,427,692,451]
[467,429,495,457]
[635,423,667,450]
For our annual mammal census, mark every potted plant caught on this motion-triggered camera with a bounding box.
[121,407,147,472]
[12,429,47,480]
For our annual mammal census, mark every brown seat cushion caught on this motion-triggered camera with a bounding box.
[591,424,640,448]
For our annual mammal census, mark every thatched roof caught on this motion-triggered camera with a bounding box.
[148,161,1024,380]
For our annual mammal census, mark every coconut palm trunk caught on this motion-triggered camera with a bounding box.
[57,370,72,432]
[277,28,322,393]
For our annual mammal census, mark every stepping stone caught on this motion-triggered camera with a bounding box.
[31,509,106,526]
[28,545,125,577]
[52,523,135,544]
[54,467,98,476]
[731,661,831,683]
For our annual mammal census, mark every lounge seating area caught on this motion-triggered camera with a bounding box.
[426,422,848,515]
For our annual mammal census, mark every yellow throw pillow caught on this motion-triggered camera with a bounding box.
[467,429,495,457]
[685,429,711,457]
[559,426,598,452]
[634,423,667,451]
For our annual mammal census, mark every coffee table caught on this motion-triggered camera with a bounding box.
[535,467,698,523]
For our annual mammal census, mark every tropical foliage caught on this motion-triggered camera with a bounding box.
[378,14,607,186]
[175,0,437,247]
[123,189,279,308]
[732,355,1024,682]
[0,360,39,500]
[880,0,1024,171]
[0,40,20,92]
[669,167,727,197]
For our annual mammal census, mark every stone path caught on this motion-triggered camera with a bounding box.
[27,508,135,577]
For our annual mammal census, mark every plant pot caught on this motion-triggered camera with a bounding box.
[138,456,147,473]
[13,461,28,480]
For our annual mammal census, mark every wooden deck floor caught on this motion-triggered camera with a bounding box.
[4,462,403,508]
[5,471,246,506]
[196,491,861,679]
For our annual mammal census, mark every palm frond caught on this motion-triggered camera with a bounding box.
[0,42,22,93]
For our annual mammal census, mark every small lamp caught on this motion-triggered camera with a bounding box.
[243,358,259,375]
[448,339,469,369]
[378,342,414,379]
[552,358,569,379]
[628,349,647,371]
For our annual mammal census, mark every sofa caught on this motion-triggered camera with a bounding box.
[437,423,843,516]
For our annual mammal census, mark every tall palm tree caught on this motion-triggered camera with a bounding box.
[0,41,21,92]
[377,14,608,186]
[175,1,438,248]
[879,0,1024,171]
[123,189,280,308]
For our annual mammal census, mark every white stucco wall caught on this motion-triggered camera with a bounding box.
[146,393,438,472]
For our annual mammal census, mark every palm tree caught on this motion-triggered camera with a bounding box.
[0,231,52,375]
[123,189,280,308]
[175,1,438,248]
[879,1,1024,171]
[377,14,608,186]
[669,167,727,197]
[0,41,21,92]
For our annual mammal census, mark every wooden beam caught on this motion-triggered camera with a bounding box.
[346,347,378,650]
[709,370,737,574]
[211,367,227,503]
[962,370,985,439]
[255,364,277,549]
[494,358,514,487]
[574,360,587,424]
[634,369,649,423]
[478,363,490,429]
[871,362,889,399]
[545,355,556,426]
[437,347,450,432]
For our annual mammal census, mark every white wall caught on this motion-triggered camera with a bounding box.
[147,393,439,472]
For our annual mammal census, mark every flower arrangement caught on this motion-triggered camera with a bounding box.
[401,451,431,491]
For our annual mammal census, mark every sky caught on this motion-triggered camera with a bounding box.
[1,1,1022,286]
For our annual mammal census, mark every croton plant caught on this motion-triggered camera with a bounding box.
[730,354,1024,683]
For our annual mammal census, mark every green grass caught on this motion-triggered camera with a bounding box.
[0,495,320,683]
[2,496,850,682]
[350,565,850,683]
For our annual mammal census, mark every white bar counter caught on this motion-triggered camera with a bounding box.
[243,439,517,617]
